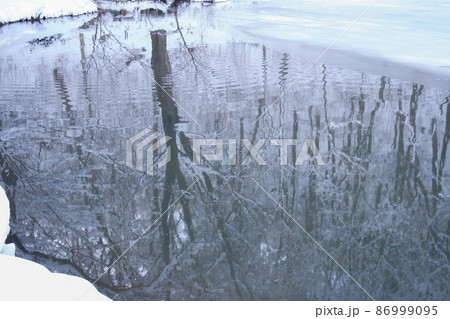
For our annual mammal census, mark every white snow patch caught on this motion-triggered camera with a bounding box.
[0,186,15,256]
[0,0,98,24]
[0,254,110,300]
[96,0,169,12]
[0,185,108,300]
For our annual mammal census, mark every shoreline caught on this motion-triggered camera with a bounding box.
[0,186,109,301]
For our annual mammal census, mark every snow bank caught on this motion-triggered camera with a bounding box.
[0,255,110,300]
[0,186,109,300]
[0,0,97,25]
[95,0,226,12]
[0,186,14,256]
[96,0,169,12]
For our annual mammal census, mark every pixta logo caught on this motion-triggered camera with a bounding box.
[193,138,325,166]
[127,129,325,175]
[126,129,172,176]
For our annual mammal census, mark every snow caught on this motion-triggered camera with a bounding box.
[0,0,448,74]
[184,0,450,73]
[95,0,226,12]
[0,255,110,300]
[0,186,109,300]
[0,186,14,256]
[0,0,97,25]
[0,14,95,51]
[96,0,169,12]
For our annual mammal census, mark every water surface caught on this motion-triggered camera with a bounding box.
[0,1,449,300]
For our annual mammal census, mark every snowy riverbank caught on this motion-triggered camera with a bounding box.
[0,0,97,25]
[0,186,14,256]
[0,254,110,300]
[0,186,109,300]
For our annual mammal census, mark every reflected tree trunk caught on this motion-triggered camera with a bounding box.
[151,29,194,265]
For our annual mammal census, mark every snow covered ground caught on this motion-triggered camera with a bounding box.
[0,255,110,300]
[1,0,449,77]
[0,0,97,24]
[96,0,170,12]
[0,186,109,300]
[221,0,450,72]
[0,186,14,255]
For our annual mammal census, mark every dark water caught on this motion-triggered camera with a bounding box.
[0,3,449,300]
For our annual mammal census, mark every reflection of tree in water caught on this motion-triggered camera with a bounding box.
[0,9,448,300]
[150,29,194,265]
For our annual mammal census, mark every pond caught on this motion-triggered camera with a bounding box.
[0,0,449,300]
